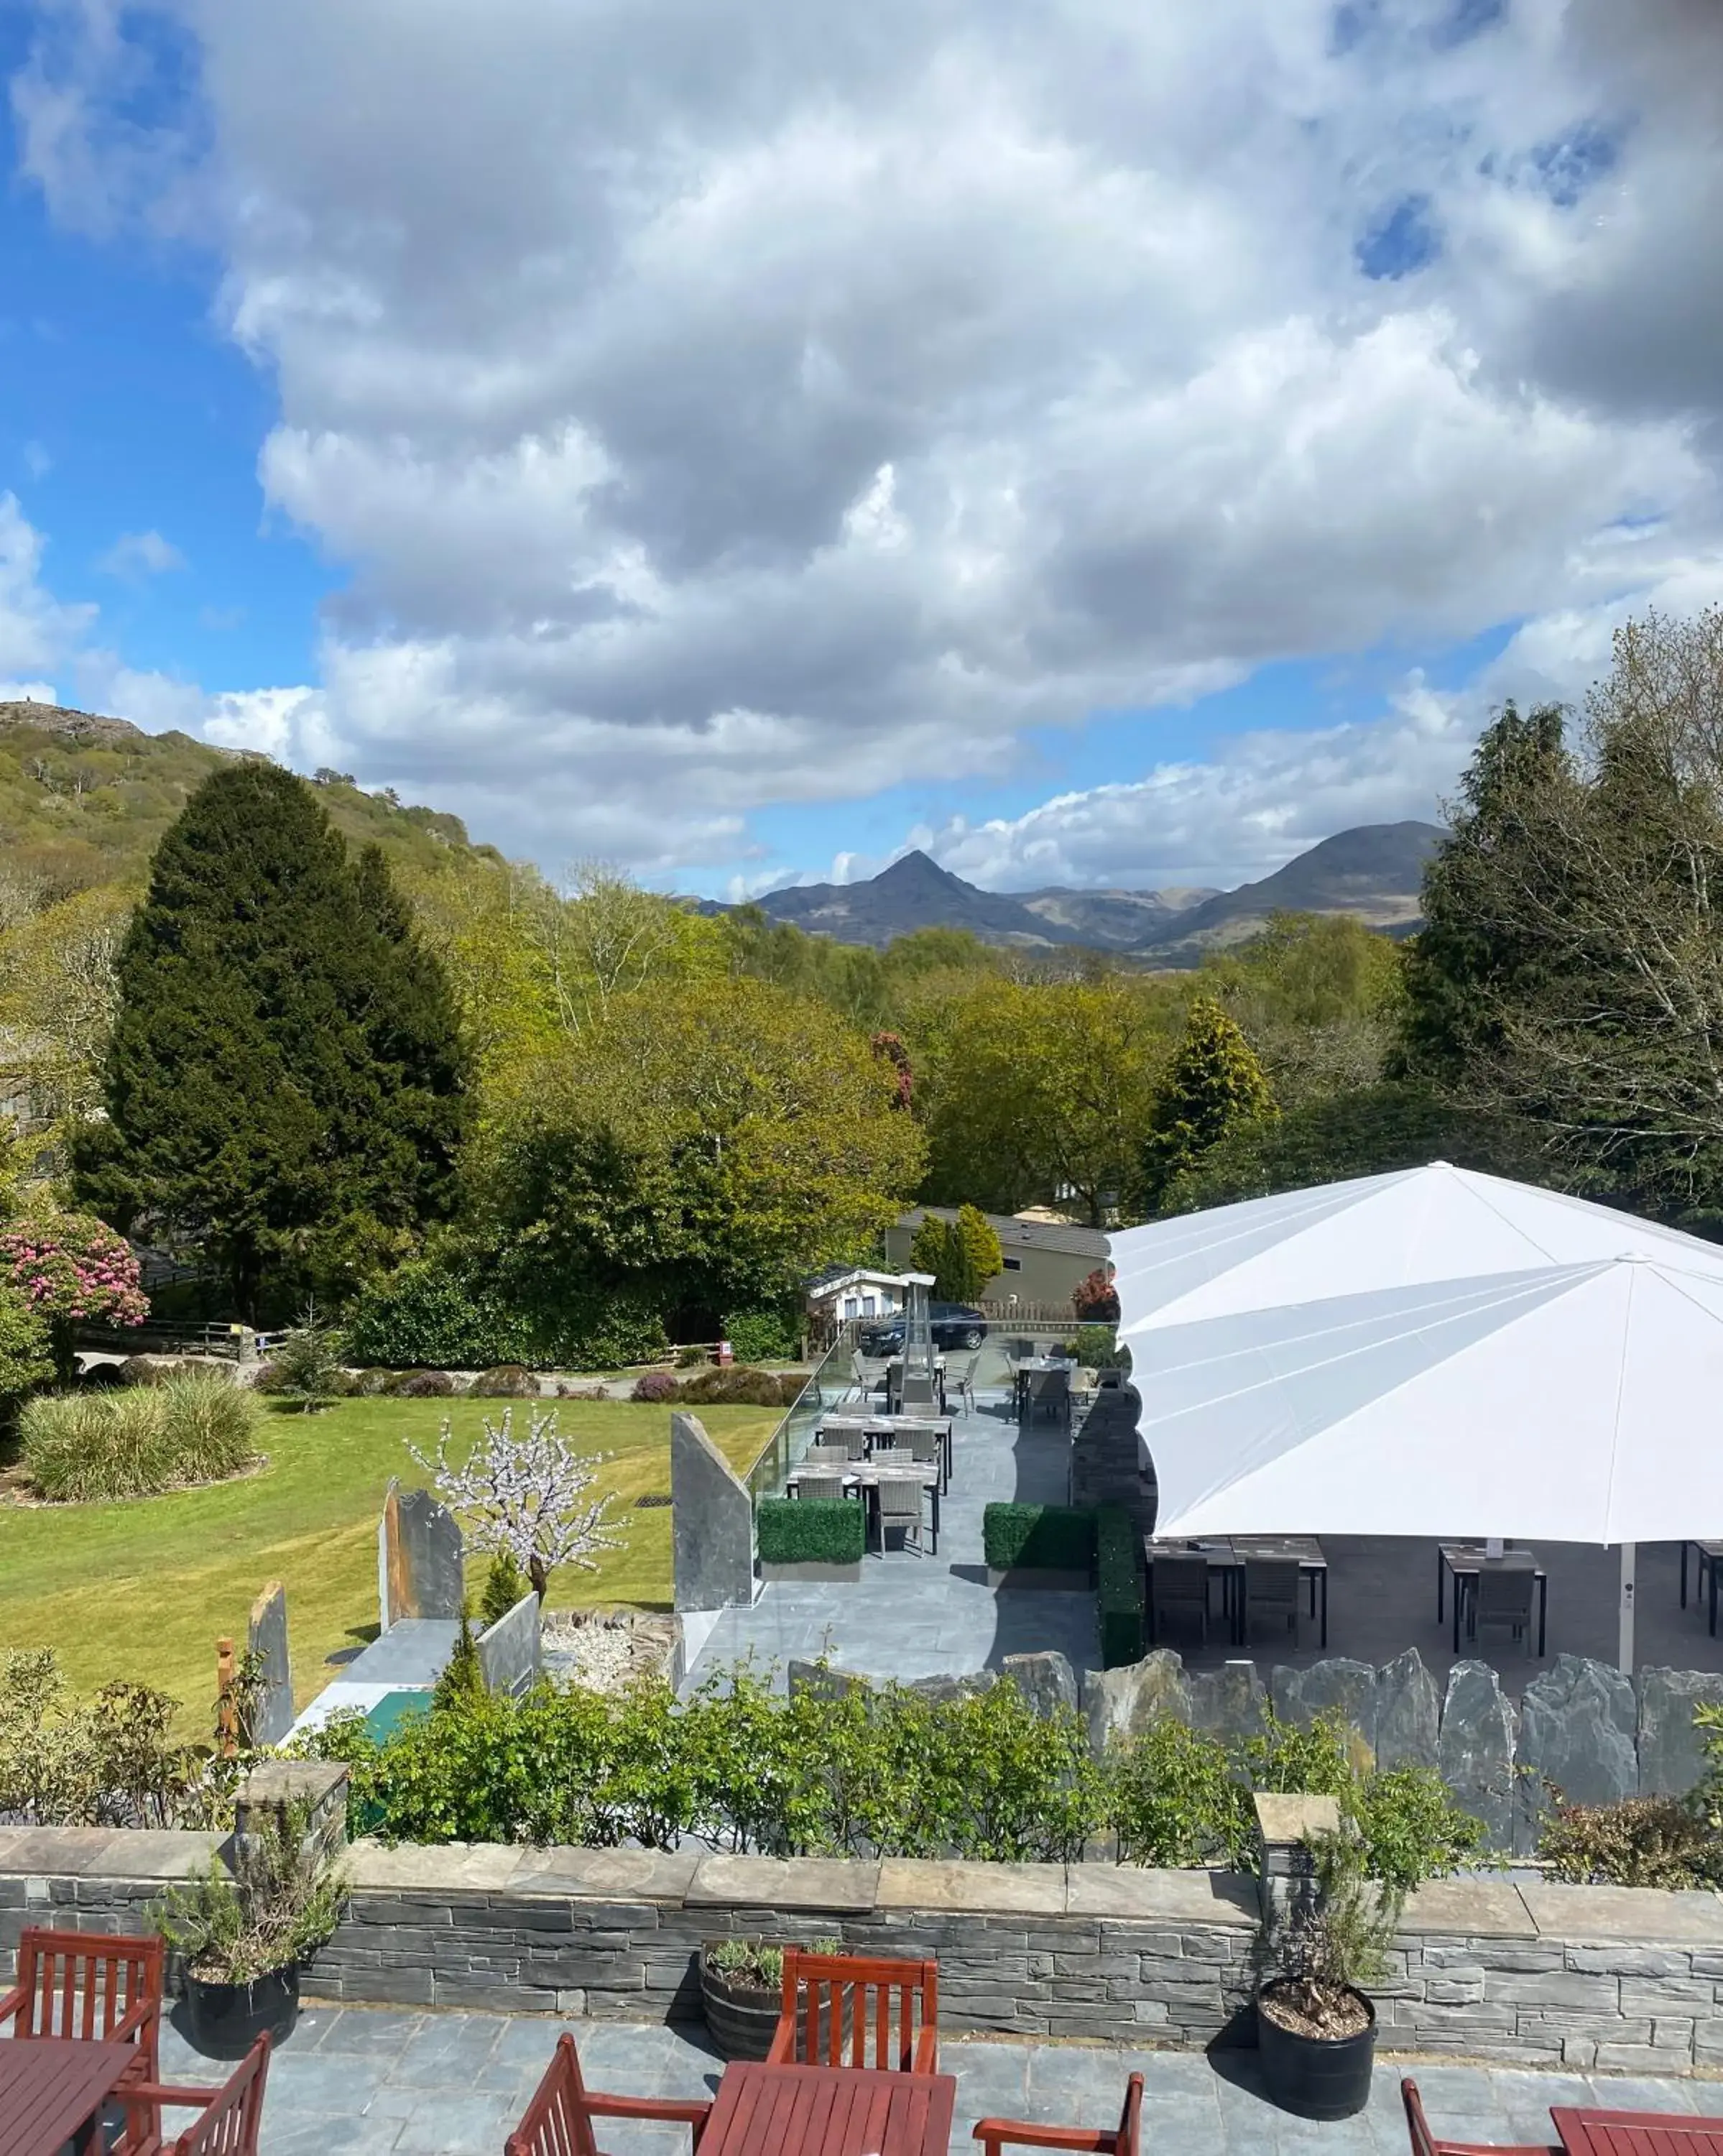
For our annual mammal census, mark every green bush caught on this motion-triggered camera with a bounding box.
[757,1498,864,1567]
[725,1307,802,1363]
[982,1503,1096,1573]
[1107,1717,1252,1867]
[480,1549,530,1627]
[1538,1795,1719,1889]
[22,1374,260,1501]
[1073,1325,1130,1373]
[472,1364,538,1398]
[346,1250,671,1372]
[678,1365,803,1407]
[1096,1506,1143,1667]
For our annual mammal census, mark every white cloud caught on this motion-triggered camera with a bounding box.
[9,0,1723,874]
[0,492,93,686]
[98,528,185,579]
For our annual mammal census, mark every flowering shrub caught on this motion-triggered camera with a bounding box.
[405,1405,627,1598]
[0,1210,147,1379]
[1071,1266,1120,1323]
[632,1369,679,1403]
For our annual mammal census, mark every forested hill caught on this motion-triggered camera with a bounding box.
[0,701,500,900]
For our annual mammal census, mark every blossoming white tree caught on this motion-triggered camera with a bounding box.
[406,1406,627,1599]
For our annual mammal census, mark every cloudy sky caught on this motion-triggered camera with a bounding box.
[2,1,1721,897]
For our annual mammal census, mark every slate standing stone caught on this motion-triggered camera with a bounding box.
[246,1580,295,1746]
[1438,1659,1519,1852]
[1374,1647,1441,1772]
[787,1659,872,1701]
[1637,1666,1723,1797]
[1003,1650,1079,1720]
[1081,1648,1192,1754]
[477,1591,542,1698]
[1515,1654,1637,1854]
[1269,1658,1377,1764]
[670,1411,756,1611]
[382,1485,466,1622]
[1188,1660,1268,1746]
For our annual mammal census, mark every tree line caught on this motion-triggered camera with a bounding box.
[2,603,1719,1371]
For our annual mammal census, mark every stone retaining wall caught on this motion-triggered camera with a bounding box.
[8,1828,1723,2071]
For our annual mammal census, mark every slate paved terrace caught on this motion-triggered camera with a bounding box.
[683,1368,1723,1703]
[683,1383,1100,1690]
[122,2000,1723,2155]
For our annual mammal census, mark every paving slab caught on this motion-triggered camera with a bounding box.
[1521,1882,1723,1943]
[348,1839,525,1892]
[1401,1878,1539,1937]
[877,1858,1068,1913]
[1066,1864,1257,1924]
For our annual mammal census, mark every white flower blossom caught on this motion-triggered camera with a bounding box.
[406,1406,627,1595]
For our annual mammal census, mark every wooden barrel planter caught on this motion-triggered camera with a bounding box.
[700,1953,782,2061]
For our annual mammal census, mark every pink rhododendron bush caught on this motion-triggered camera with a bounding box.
[0,1208,147,1378]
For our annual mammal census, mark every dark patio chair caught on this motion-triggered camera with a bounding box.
[769,1949,938,2073]
[115,2033,271,2156]
[1243,1558,1302,1647]
[974,2072,1142,2156]
[1026,1367,1070,1428]
[1470,1563,1537,1655]
[1149,1553,1211,1645]
[507,2032,711,2156]
[1401,2076,1556,2156]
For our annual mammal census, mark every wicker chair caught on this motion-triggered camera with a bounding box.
[794,1472,848,1503]
[874,1476,926,1556]
[1243,1557,1303,1647]
[1470,1565,1538,1657]
[1148,1553,1212,1646]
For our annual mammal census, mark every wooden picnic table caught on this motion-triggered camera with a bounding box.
[699,2060,956,2156]
[1144,1535,1330,1648]
[0,2037,140,2156]
[1436,1544,1548,1657]
[1552,2106,1723,2156]
[787,1461,942,1553]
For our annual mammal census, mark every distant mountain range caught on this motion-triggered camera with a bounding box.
[708,821,1443,965]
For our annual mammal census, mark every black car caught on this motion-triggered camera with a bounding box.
[859,1303,989,1355]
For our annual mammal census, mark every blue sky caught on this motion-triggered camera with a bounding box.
[3,2,1720,898]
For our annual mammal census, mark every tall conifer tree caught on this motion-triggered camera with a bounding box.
[76,763,469,1317]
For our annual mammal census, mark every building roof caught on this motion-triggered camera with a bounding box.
[894,1206,1109,1261]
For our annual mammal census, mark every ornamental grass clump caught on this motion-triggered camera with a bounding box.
[22,1371,260,1501]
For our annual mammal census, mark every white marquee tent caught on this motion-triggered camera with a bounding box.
[1107,1171,1723,1671]
[1106,1161,1723,1340]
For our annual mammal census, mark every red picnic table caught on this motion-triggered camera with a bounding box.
[1553,2109,1723,2156]
[0,2035,142,2156]
[702,2060,957,2156]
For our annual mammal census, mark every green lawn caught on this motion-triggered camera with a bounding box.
[0,1397,776,1734]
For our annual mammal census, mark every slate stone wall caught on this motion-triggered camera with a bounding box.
[1087,1649,1723,1854]
[9,1831,1723,2070]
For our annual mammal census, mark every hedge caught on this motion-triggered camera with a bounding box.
[725,1306,802,1363]
[757,1498,865,1567]
[981,1503,1096,1574]
[1096,1505,1144,1667]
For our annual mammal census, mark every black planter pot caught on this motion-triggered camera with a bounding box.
[700,1961,782,2062]
[1255,1984,1376,2120]
[184,1964,300,2059]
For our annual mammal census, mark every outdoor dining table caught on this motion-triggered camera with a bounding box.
[0,2036,142,2156]
[1010,1356,1073,1424]
[1551,2106,1723,2156]
[816,1414,953,1488]
[1436,1544,1548,1656]
[1680,1541,1723,1636]
[1144,1534,1329,1648]
[698,2060,957,2156]
[786,1460,942,1553]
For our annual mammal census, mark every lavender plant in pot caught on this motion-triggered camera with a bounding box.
[154,1800,346,2058]
[1255,1830,1398,2121]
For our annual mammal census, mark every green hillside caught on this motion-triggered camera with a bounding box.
[0,701,500,902]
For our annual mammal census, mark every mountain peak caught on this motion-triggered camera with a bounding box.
[874,848,964,890]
